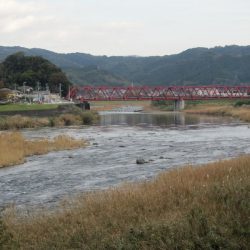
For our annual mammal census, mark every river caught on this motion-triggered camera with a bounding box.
[0,112,250,209]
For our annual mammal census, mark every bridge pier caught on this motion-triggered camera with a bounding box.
[174,99,185,111]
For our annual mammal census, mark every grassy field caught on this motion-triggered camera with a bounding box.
[0,132,87,168]
[0,103,59,112]
[185,99,239,107]
[1,155,249,249]
[185,104,250,122]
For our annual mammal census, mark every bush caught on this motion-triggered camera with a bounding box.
[81,111,99,125]
[234,100,250,107]
[57,114,82,126]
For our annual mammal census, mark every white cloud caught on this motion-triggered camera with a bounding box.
[0,0,51,33]
[0,0,37,15]
[1,15,35,33]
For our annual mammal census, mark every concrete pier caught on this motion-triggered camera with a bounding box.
[174,99,185,111]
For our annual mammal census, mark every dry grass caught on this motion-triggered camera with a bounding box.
[1,155,249,249]
[0,115,50,130]
[185,105,250,122]
[91,101,152,111]
[0,111,99,130]
[0,132,87,168]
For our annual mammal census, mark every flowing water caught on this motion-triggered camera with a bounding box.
[0,112,250,209]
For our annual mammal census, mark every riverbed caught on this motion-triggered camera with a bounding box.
[0,112,250,209]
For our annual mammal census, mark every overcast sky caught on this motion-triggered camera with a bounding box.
[0,0,249,56]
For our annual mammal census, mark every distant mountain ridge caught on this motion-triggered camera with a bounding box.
[0,45,250,86]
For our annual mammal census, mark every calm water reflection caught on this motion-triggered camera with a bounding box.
[99,112,235,127]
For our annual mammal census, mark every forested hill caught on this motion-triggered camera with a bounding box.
[0,45,250,86]
[0,52,71,96]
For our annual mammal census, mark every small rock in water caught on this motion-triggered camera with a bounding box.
[136,158,146,164]
[159,156,164,159]
[119,145,126,148]
[93,142,98,146]
[68,155,73,159]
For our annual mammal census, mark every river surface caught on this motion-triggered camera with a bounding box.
[0,112,250,209]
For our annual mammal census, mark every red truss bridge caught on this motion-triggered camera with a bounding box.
[68,85,250,102]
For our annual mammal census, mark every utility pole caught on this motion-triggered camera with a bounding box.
[59,83,62,99]
[45,83,49,103]
[23,81,26,102]
[37,81,40,102]
[46,83,49,92]
[68,85,71,101]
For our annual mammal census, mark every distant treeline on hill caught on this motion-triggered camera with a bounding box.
[0,52,71,96]
[0,45,250,86]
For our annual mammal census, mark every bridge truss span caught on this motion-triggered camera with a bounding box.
[68,85,250,101]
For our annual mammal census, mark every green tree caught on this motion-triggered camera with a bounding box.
[0,52,72,96]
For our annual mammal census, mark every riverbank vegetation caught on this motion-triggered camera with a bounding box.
[0,111,99,130]
[152,99,250,122]
[185,101,250,122]
[0,132,87,168]
[151,100,176,111]
[1,155,249,249]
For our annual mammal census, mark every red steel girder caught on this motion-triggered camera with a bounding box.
[68,85,250,101]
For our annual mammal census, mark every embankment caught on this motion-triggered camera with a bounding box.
[1,155,249,249]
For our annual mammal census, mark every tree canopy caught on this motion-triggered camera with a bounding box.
[0,52,72,96]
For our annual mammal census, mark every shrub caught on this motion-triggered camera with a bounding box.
[81,111,99,125]
[57,114,82,126]
[234,100,250,107]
